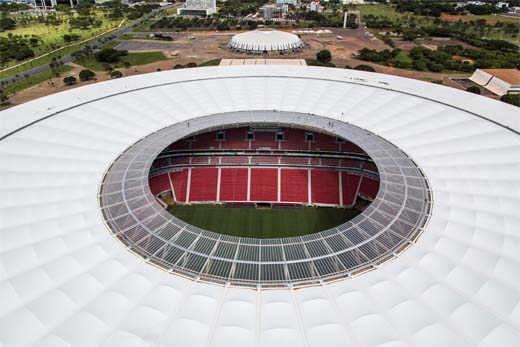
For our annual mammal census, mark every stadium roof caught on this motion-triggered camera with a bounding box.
[228,29,304,52]
[1,65,519,347]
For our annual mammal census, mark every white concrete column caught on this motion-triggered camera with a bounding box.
[247,167,251,202]
[308,169,312,205]
[168,172,177,202]
[186,168,192,203]
[338,171,343,207]
[277,167,281,202]
[216,167,222,202]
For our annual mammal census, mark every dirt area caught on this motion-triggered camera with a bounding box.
[4,27,474,108]
[116,27,390,68]
[393,38,477,51]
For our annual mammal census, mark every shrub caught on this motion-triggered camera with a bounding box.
[110,70,123,79]
[466,86,481,94]
[94,48,128,63]
[79,69,95,81]
[354,64,376,72]
[501,94,520,107]
[316,49,332,64]
[186,62,197,68]
[63,76,77,86]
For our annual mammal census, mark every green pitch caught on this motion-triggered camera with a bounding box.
[169,204,361,239]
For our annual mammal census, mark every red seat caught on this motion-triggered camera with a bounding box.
[250,168,278,202]
[189,167,218,201]
[149,174,171,196]
[281,169,308,203]
[221,128,249,150]
[220,168,248,201]
[311,169,340,205]
[359,177,380,199]
[341,173,361,206]
[311,132,340,152]
[170,170,189,202]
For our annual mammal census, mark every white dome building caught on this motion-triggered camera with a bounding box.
[228,29,305,53]
[0,65,519,347]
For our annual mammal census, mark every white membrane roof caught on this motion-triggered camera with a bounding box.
[0,66,519,347]
[229,29,304,52]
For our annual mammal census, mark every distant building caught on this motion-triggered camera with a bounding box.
[32,0,84,8]
[276,0,298,5]
[178,0,217,15]
[259,4,282,19]
[469,69,520,96]
[309,0,319,12]
[496,2,509,8]
[342,0,364,4]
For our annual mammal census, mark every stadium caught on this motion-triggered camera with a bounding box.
[0,65,519,347]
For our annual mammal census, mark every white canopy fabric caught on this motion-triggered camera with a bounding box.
[229,29,304,52]
[0,66,519,347]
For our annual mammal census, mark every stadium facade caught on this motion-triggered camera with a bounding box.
[0,65,519,347]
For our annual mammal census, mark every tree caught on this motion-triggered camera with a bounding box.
[79,69,95,81]
[354,64,376,72]
[500,94,520,107]
[63,76,77,86]
[111,70,123,79]
[466,86,481,95]
[316,50,332,64]
[95,48,128,63]
[0,89,9,103]
[0,18,16,31]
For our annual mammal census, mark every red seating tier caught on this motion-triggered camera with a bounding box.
[189,167,218,202]
[219,168,248,201]
[251,132,278,149]
[311,169,340,205]
[311,132,340,152]
[221,128,249,150]
[359,177,380,199]
[250,168,278,202]
[341,141,364,154]
[341,173,361,206]
[149,174,171,196]
[280,128,309,150]
[191,131,219,150]
[170,170,189,202]
[281,169,308,203]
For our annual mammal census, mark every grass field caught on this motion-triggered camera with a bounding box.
[76,51,167,71]
[3,65,73,95]
[0,12,123,69]
[169,204,361,238]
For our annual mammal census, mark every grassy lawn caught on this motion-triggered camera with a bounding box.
[76,51,167,71]
[0,11,122,66]
[441,13,520,24]
[199,59,221,67]
[3,65,73,95]
[132,19,159,32]
[169,204,361,238]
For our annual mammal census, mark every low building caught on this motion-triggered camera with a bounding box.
[276,0,298,5]
[309,0,320,12]
[178,0,216,15]
[259,4,283,19]
[469,69,520,96]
